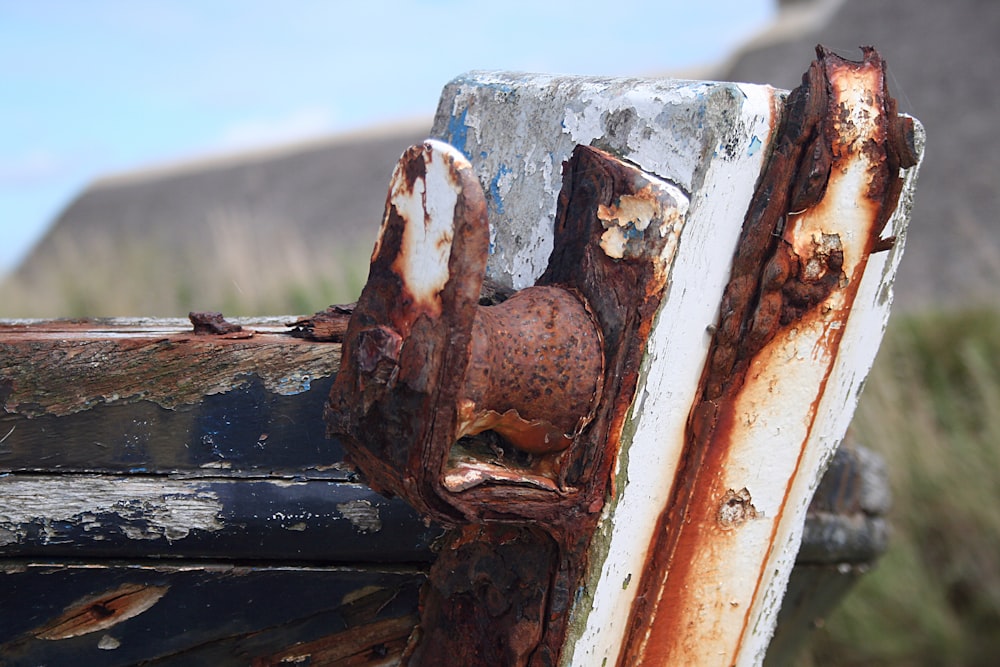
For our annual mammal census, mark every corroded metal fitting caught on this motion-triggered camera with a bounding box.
[327,136,687,662]
[327,139,686,528]
[459,285,604,455]
[326,141,605,520]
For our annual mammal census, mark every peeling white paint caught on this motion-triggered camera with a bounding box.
[388,141,465,320]
[433,73,744,291]
[336,499,382,534]
[0,476,223,544]
[567,81,781,667]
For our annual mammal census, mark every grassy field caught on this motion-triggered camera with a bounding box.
[0,223,371,318]
[2,237,998,665]
[802,308,1000,666]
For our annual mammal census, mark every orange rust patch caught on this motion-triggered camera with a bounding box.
[35,583,169,640]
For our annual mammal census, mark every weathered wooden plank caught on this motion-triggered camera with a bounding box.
[0,561,424,667]
[0,319,336,417]
[0,447,884,667]
[0,319,350,478]
[0,474,438,562]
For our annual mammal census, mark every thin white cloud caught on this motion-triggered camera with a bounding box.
[216,107,337,152]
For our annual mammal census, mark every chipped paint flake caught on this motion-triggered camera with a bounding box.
[0,476,223,544]
[336,499,382,534]
[596,184,689,262]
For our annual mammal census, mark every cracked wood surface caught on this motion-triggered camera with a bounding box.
[0,319,348,477]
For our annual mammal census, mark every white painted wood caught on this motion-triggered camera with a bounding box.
[432,73,781,665]
[736,118,924,665]
[429,71,921,666]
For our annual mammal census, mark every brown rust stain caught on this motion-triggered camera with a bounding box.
[620,46,916,665]
[0,320,339,417]
[35,583,169,640]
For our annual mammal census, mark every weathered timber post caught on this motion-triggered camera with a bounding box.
[328,46,922,665]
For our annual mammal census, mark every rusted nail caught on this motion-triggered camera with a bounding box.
[189,311,243,336]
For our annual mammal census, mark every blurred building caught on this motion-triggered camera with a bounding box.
[14,0,999,312]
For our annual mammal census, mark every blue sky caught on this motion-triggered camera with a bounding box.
[0,1,775,275]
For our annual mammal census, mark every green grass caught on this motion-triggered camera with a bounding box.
[0,224,370,318]
[803,309,1000,667]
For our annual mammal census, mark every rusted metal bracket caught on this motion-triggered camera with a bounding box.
[328,45,922,666]
[326,141,687,663]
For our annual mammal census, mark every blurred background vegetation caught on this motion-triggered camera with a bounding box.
[806,306,1000,666]
[0,221,371,318]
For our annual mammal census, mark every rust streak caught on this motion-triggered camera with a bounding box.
[620,46,915,665]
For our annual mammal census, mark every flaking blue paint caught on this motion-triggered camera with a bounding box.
[446,108,471,158]
[489,163,513,215]
[748,135,763,156]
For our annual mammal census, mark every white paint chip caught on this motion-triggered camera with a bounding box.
[336,499,382,534]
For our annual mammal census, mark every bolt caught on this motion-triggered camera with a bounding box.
[458,284,604,454]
